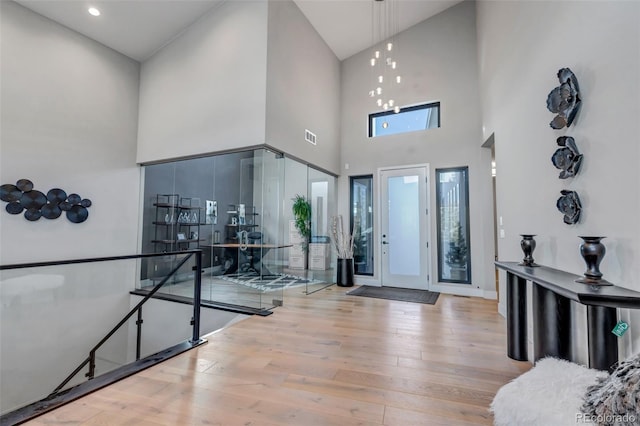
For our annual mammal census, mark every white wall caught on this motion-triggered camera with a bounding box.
[137,0,269,163]
[477,0,640,359]
[265,0,341,175]
[0,1,141,263]
[0,2,142,413]
[340,1,494,296]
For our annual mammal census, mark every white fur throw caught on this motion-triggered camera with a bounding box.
[491,357,607,426]
[582,352,640,426]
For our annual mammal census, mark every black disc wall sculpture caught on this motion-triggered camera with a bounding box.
[0,179,91,223]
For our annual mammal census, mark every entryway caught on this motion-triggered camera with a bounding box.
[379,165,430,290]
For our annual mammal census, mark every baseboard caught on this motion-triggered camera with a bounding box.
[354,276,380,287]
[483,290,498,300]
[429,283,485,298]
[498,302,506,317]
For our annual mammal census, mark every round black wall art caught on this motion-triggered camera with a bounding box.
[0,179,92,223]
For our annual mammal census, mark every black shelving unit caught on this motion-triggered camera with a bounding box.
[225,204,259,242]
[152,194,203,251]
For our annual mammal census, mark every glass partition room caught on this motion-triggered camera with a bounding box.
[140,148,336,310]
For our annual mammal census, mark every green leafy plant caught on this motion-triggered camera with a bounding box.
[292,195,311,249]
[446,222,468,267]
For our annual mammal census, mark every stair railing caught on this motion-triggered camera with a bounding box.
[0,249,203,397]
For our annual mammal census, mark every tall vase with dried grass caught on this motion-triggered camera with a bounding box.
[331,215,359,287]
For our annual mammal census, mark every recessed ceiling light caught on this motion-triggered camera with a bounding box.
[88,7,101,17]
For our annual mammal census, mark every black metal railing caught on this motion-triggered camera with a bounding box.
[1,250,203,397]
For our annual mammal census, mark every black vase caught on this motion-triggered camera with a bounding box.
[336,258,354,287]
[518,234,539,267]
[576,236,612,285]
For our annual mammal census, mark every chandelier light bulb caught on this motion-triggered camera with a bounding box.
[387,42,393,51]
[376,87,382,95]
[396,75,402,84]
[394,106,400,113]
[383,103,389,110]
[391,61,397,69]
[377,99,383,106]
[386,57,392,66]
[378,75,384,83]
[375,50,380,59]
[370,58,376,66]
[369,90,375,97]
[389,99,395,106]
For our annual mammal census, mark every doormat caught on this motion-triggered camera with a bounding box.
[221,272,324,292]
[347,286,440,305]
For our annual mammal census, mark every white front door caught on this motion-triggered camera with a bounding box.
[380,166,430,290]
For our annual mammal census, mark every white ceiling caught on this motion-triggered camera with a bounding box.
[14,0,462,62]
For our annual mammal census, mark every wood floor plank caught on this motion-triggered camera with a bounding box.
[24,287,531,425]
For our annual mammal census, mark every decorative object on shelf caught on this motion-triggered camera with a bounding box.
[0,179,91,223]
[551,136,583,179]
[518,234,539,267]
[331,214,360,287]
[556,190,582,224]
[151,194,202,251]
[292,194,311,251]
[546,67,581,129]
[576,236,612,286]
[205,200,217,225]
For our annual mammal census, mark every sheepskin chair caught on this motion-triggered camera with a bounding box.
[490,357,607,426]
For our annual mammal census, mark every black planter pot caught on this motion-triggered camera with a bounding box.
[518,234,539,267]
[576,236,612,285]
[336,258,354,287]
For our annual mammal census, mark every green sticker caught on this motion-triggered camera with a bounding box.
[612,321,629,337]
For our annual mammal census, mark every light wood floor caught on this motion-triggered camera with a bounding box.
[27,286,531,425]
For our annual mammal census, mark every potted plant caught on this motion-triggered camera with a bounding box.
[331,215,359,287]
[291,194,311,251]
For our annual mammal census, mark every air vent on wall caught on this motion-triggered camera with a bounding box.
[305,129,317,145]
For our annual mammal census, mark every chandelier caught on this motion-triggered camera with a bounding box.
[368,0,401,113]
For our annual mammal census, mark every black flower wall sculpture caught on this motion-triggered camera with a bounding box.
[551,136,583,179]
[556,190,582,225]
[0,179,91,223]
[546,68,581,129]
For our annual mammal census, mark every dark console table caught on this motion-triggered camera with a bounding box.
[495,261,640,371]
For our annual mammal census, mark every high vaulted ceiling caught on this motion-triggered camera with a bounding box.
[14,0,462,62]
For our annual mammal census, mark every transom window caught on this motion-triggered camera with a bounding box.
[368,102,440,138]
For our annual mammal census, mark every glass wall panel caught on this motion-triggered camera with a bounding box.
[141,149,287,310]
[306,167,336,293]
[140,149,334,306]
[436,167,471,284]
[0,255,196,414]
[350,175,374,275]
